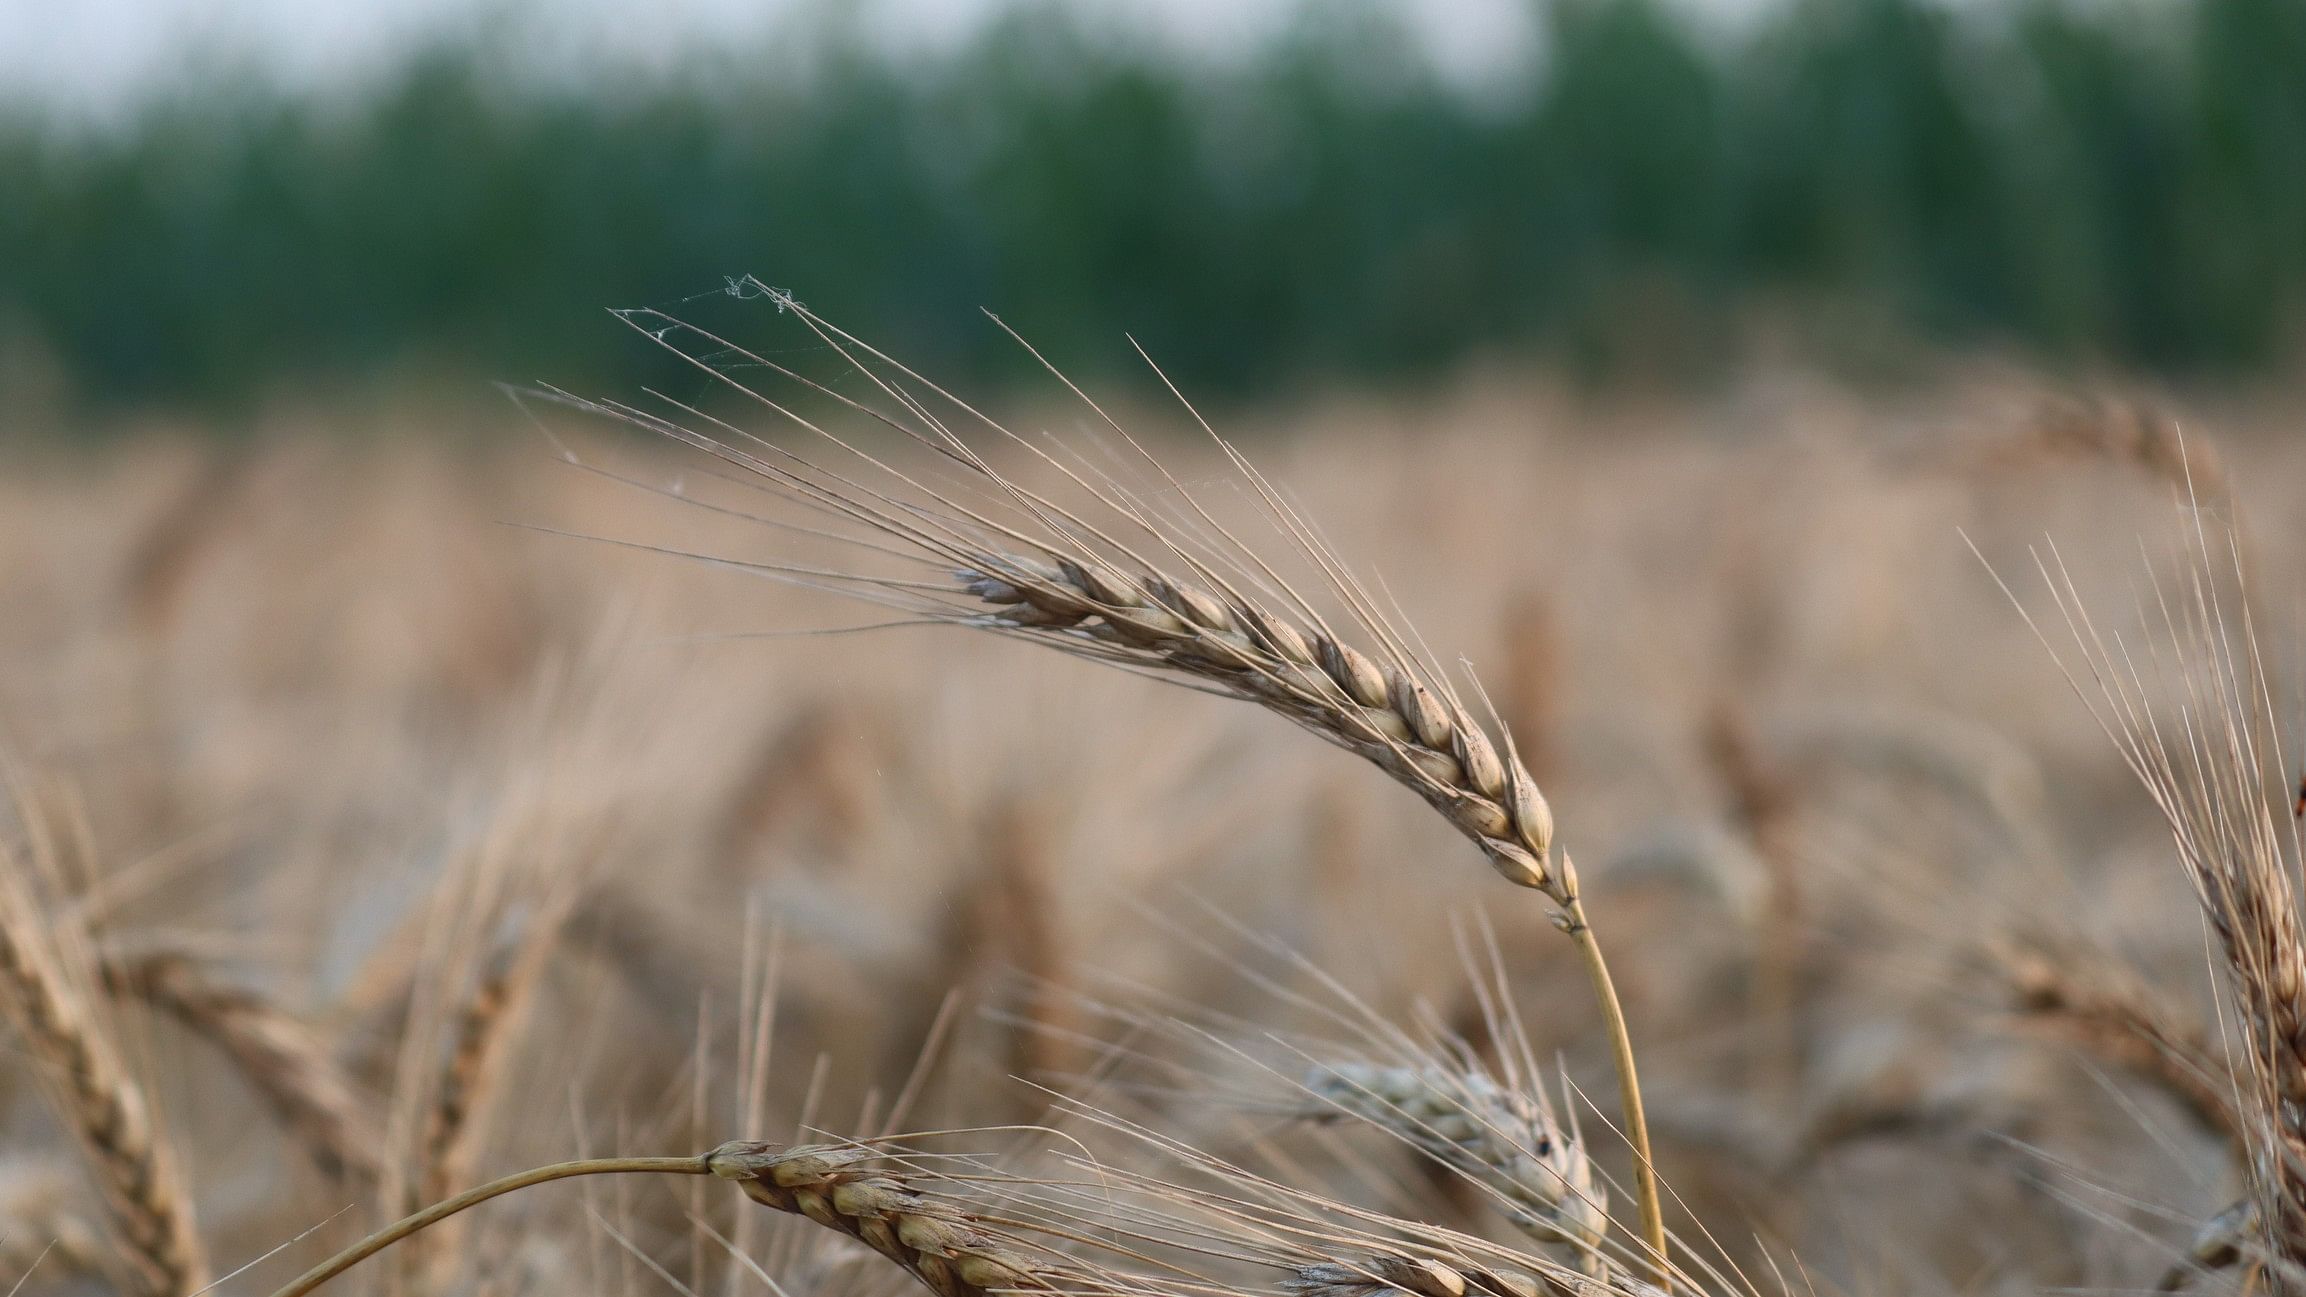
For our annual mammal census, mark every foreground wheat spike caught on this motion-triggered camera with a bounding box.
[2027,530,2306,1280]
[708,1141,1088,1297]
[537,292,1664,1274]
[0,855,206,1297]
[1304,1063,1608,1266]
[99,948,383,1183]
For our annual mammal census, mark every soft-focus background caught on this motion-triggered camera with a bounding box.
[3,3,2305,1296]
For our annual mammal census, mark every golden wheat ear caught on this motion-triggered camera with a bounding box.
[520,294,1668,1274]
[2013,513,2306,1282]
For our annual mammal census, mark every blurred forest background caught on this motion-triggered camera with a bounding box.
[5,0,2305,425]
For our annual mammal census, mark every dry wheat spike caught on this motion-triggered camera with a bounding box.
[2022,523,2306,1281]
[528,290,1665,1272]
[707,1141,1090,1297]
[1992,939,2236,1143]
[100,948,383,1183]
[1304,1063,1608,1265]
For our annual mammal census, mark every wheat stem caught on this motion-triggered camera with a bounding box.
[1560,903,1663,1282]
[265,1155,710,1297]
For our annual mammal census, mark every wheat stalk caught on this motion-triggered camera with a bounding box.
[99,947,383,1183]
[0,850,206,1297]
[536,293,1667,1274]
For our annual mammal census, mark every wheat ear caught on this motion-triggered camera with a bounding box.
[1993,940,2236,1143]
[99,948,383,1182]
[708,1142,1091,1297]
[550,294,1665,1275]
[1304,1063,1608,1271]
[0,860,206,1297]
[405,913,560,1286]
[421,930,554,1205]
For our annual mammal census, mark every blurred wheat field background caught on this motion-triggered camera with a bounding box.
[10,0,2306,1293]
[6,342,2305,1294]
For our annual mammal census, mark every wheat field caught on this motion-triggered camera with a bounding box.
[4,332,2305,1297]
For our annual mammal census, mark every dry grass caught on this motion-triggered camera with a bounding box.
[6,327,2306,1297]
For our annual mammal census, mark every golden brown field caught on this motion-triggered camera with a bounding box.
[4,342,2304,1297]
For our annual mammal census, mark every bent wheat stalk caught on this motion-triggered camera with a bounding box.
[266,1155,711,1297]
[532,291,1666,1275]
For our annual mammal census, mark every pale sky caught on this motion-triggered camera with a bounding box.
[0,0,1569,123]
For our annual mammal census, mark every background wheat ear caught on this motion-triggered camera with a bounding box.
[98,944,384,1184]
[1989,936,2236,1145]
[1301,1061,1610,1274]
[0,822,206,1297]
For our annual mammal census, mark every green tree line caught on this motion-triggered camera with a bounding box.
[3,0,2303,416]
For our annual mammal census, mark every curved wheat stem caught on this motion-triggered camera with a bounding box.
[266,1155,711,1297]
